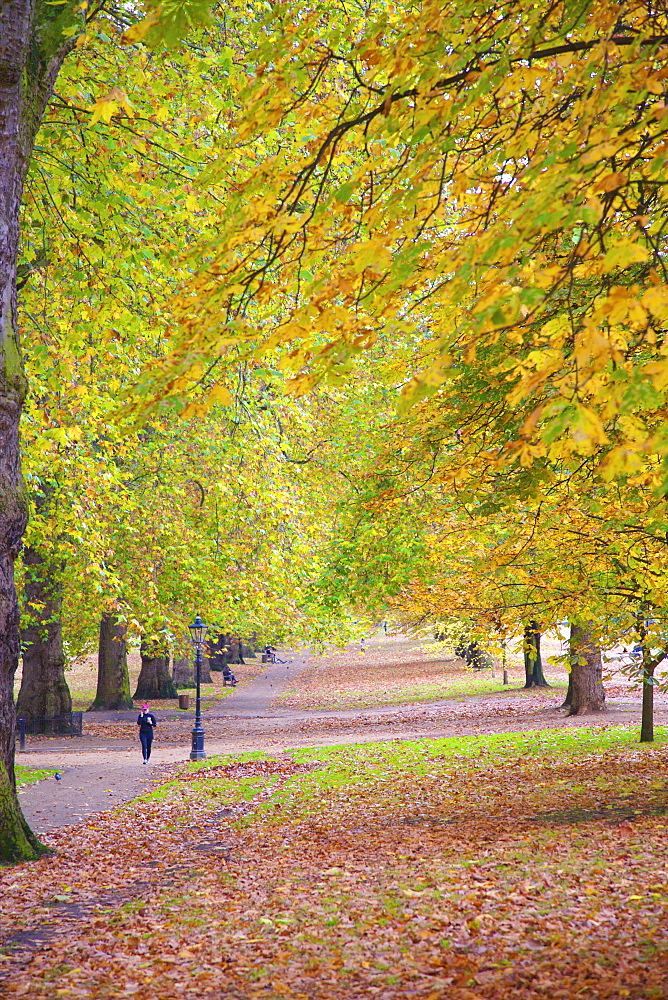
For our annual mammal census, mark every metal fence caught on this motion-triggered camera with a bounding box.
[17,712,83,748]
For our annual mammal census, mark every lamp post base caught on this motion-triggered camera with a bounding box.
[190,727,206,761]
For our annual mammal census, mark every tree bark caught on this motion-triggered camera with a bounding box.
[0,0,76,862]
[173,656,196,689]
[561,672,573,709]
[567,623,605,715]
[0,760,48,862]
[173,636,211,686]
[134,638,178,700]
[16,544,71,720]
[89,613,133,710]
[523,621,549,687]
[208,632,229,671]
[173,655,211,686]
[640,663,655,743]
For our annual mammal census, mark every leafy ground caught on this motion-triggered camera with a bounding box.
[2,726,668,998]
[278,636,569,711]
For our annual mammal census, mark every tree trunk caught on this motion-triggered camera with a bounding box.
[0,760,48,862]
[173,636,211,686]
[640,662,655,743]
[89,613,133,710]
[173,656,196,689]
[208,632,229,671]
[523,621,549,687]
[173,655,211,686]
[561,672,573,709]
[134,638,178,700]
[0,0,75,862]
[230,636,245,664]
[16,544,71,720]
[568,623,605,715]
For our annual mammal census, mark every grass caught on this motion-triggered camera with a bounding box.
[15,764,57,787]
[140,724,668,818]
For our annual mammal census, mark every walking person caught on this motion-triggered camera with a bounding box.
[137,703,157,764]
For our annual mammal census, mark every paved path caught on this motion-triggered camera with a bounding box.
[18,653,308,832]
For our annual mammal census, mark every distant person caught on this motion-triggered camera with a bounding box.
[222,663,238,686]
[137,703,157,764]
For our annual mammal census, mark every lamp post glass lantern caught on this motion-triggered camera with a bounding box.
[188,614,208,760]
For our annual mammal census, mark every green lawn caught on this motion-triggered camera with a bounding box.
[15,764,57,787]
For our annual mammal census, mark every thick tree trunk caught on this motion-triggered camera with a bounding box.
[0,760,47,862]
[0,0,75,862]
[229,636,245,664]
[209,633,248,667]
[134,639,178,700]
[640,663,655,743]
[568,623,605,716]
[16,545,71,719]
[523,621,549,688]
[173,656,196,689]
[89,613,133,710]
[561,672,573,709]
[173,638,211,686]
[173,656,211,686]
[208,632,229,671]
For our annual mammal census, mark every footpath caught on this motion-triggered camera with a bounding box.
[17,654,307,833]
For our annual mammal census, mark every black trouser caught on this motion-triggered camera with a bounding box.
[140,731,153,760]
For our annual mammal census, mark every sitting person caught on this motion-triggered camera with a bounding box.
[222,662,238,686]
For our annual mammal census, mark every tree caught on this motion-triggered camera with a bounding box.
[523,622,549,689]
[0,0,217,861]
[137,4,668,747]
[0,0,81,862]
[16,542,71,721]
[89,612,133,711]
[568,622,606,715]
[134,635,177,701]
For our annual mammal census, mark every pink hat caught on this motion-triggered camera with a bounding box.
[141,703,149,711]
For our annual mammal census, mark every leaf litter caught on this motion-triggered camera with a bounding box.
[1,729,668,998]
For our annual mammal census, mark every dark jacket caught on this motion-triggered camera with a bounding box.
[137,712,157,735]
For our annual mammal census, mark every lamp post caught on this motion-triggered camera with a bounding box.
[188,614,208,760]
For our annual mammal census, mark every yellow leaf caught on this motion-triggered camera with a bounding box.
[120,12,160,45]
[595,171,627,193]
[88,88,134,126]
[602,242,650,273]
[598,447,642,481]
[642,359,668,391]
[208,385,232,406]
